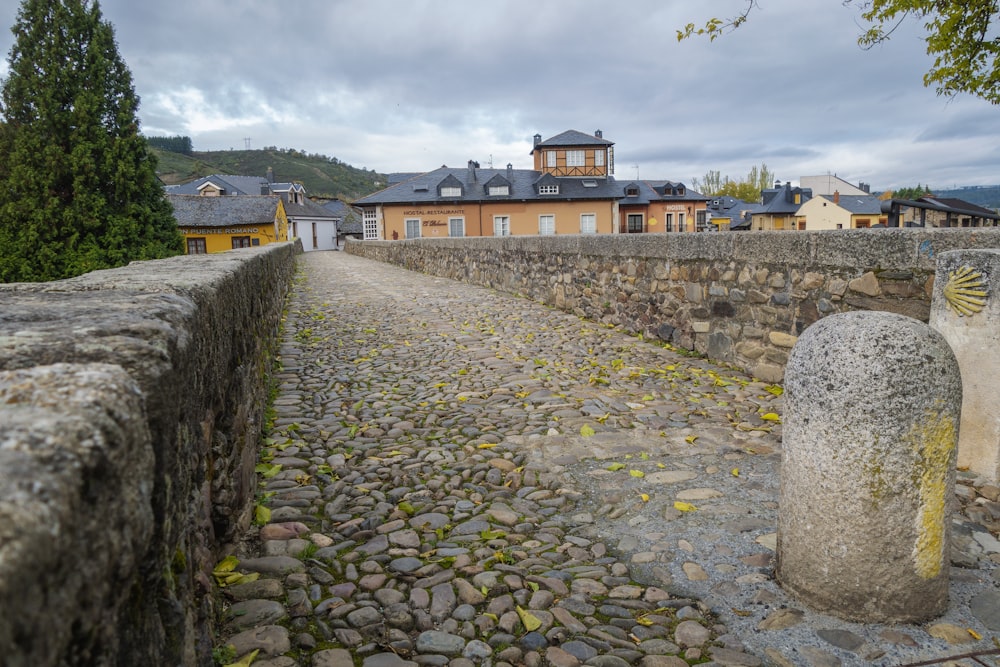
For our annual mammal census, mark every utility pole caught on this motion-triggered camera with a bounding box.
[244,137,252,150]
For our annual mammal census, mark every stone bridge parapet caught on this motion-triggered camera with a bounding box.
[0,242,299,666]
[347,230,1000,382]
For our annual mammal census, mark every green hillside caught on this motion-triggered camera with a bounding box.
[152,147,387,200]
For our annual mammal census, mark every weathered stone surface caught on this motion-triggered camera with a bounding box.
[778,311,962,622]
[0,243,298,666]
[931,249,1000,482]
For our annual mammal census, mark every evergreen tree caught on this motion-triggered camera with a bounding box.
[0,0,183,283]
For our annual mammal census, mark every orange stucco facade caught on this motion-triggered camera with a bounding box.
[381,199,618,239]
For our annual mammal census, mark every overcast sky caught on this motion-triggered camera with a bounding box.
[2,0,998,191]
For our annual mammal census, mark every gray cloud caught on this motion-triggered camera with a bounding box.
[1,0,997,189]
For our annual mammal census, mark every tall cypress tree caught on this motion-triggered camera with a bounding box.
[0,0,183,283]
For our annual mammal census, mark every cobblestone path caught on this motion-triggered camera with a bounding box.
[214,251,1000,667]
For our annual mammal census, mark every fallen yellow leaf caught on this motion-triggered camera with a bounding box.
[607,462,626,471]
[685,435,698,444]
[629,469,645,478]
[968,628,983,640]
[731,468,740,477]
[476,443,497,449]
[674,501,697,512]
[224,649,259,667]
[580,424,596,437]
[639,493,650,502]
[760,413,781,422]
[516,606,542,632]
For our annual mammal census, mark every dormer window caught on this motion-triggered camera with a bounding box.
[440,186,461,197]
[676,187,685,196]
[626,186,639,197]
[489,185,510,196]
[538,185,559,195]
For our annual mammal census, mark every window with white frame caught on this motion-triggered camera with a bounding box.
[440,186,461,197]
[664,213,673,232]
[546,151,556,167]
[493,215,510,237]
[580,213,596,234]
[678,212,685,231]
[405,218,421,239]
[538,184,559,195]
[363,209,379,239]
[488,185,509,196]
[539,214,555,235]
[594,150,605,167]
[566,150,585,167]
[448,217,465,237]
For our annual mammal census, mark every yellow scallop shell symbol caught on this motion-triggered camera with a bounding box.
[943,265,987,317]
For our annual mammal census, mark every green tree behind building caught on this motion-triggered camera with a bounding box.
[0,0,183,283]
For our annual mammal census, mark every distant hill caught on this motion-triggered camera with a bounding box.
[932,185,1000,210]
[151,147,387,200]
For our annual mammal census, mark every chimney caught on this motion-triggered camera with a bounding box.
[595,129,603,139]
[506,163,513,179]
[266,166,274,183]
[834,190,840,204]
[467,159,477,183]
[533,133,542,147]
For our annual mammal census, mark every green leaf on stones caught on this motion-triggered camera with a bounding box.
[223,648,259,667]
[481,586,490,596]
[254,463,282,478]
[639,452,649,461]
[484,612,498,621]
[517,606,542,632]
[480,529,506,540]
[254,504,271,526]
[527,582,539,592]
[398,501,416,515]
[629,470,645,478]
[765,384,784,396]
[607,462,626,472]
[580,424,596,437]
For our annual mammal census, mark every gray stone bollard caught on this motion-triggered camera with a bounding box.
[777,311,961,623]
[930,249,1000,482]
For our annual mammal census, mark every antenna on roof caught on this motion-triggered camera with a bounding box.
[633,164,639,180]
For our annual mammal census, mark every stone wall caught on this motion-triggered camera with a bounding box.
[0,242,299,666]
[347,230,1000,382]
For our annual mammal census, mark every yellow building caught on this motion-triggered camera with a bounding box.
[752,182,811,231]
[355,129,708,240]
[168,194,289,253]
[794,192,886,230]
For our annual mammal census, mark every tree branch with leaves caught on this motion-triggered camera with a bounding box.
[678,0,1000,104]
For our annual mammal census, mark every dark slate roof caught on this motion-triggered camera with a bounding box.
[355,166,623,206]
[920,196,1000,219]
[167,194,280,228]
[166,175,271,196]
[387,172,423,185]
[271,182,305,194]
[283,194,338,220]
[532,129,614,152]
[758,183,812,215]
[645,180,709,202]
[321,199,351,217]
[706,196,755,227]
[821,194,883,215]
